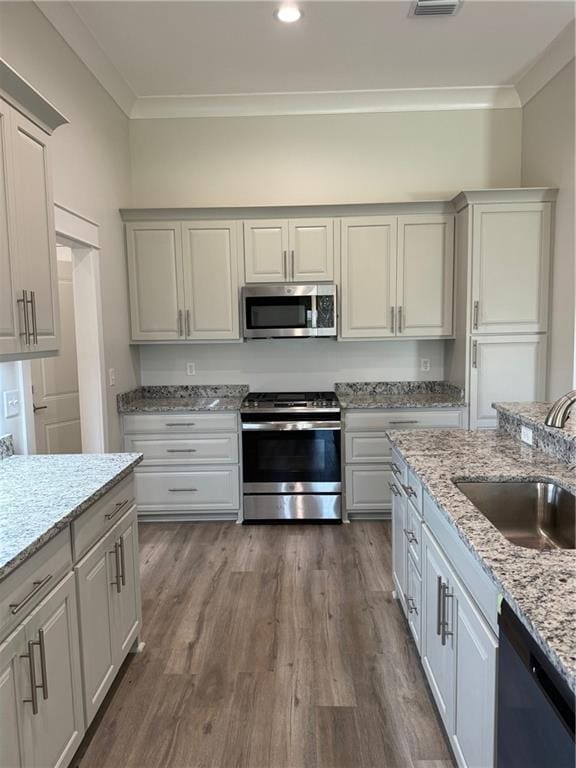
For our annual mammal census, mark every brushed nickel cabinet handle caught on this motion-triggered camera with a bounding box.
[105,498,130,521]
[110,543,122,593]
[17,289,31,345]
[37,629,48,700]
[33,404,47,413]
[169,488,198,492]
[30,291,38,344]
[290,249,295,281]
[166,448,197,453]
[10,574,52,615]
[391,306,395,334]
[407,597,418,615]
[441,584,454,646]
[403,528,418,544]
[388,481,400,497]
[436,576,443,637]
[402,484,417,498]
[166,422,196,427]
[21,640,39,714]
[178,310,183,336]
[390,463,402,477]
[472,340,478,369]
[473,300,479,330]
[283,250,288,280]
[398,306,403,334]
[390,420,419,425]
[185,309,191,336]
[119,537,126,587]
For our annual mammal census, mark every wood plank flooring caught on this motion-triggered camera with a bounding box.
[73,522,454,768]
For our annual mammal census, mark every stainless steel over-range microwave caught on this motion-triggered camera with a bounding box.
[242,284,337,339]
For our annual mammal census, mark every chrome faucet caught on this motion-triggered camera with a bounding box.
[545,390,576,428]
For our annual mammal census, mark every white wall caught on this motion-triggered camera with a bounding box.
[130,109,522,207]
[522,60,575,398]
[139,340,445,390]
[0,362,26,453]
[0,2,139,451]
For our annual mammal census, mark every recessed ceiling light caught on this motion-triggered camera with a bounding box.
[274,4,302,24]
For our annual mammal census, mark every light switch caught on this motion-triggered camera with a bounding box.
[3,390,20,419]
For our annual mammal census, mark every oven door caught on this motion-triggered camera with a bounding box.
[242,286,316,338]
[242,418,341,494]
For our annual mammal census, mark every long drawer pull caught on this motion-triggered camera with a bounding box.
[119,537,126,586]
[10,574,52,615]
[21,640,39,714]
[169,488,198,492]
[37,629,48,700]
[110,542,122,593]
[436,576,443,636]
[166,422,196,427]
[166,449,197,453]
[389,420,419,425]
[105,498,131,521]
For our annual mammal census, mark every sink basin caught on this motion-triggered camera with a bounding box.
[454,481,575,551]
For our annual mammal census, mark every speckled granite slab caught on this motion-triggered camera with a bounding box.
[494,402,576,464]
[335,381,465,409]
[387,428,576,693]
[117,385,249,413]
[0,434,14,460]
[0,452,143,582]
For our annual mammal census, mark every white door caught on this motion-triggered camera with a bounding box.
[471,203,551,334]
[181,221,240,340]
[289,218,334,282]
[126,222,185,341]
[20,572,84,768]
[75,530,117,725]
[421,528,455,732]
[451,578,498,768]
[31,256,82,454]
[391,484,407,614]
[469,335,546,429]
[340,216,398,338]
[10,108,59,354]
[0,100,19,357]
[111,510,141,661]
[397,214,454,337]
[0,626,25,768]
[243,219,289,283]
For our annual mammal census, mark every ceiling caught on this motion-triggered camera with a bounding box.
[38,1,575,117]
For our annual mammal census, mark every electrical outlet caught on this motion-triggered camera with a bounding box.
[420,358,431,372]
[521,426,533,446]
[186,363,196,376]
[3,390,20,419]
[108,368,116,387]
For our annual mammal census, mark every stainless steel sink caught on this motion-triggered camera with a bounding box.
[454,481,575,551]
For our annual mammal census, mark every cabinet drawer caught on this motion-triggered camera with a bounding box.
[135,466,240,510]
[345,465,392,510]
[345,432,391,464]
[125,434,238,465]
[122,412,238,435]
[0,528,72,639]
[405,502,423,573]
[404,467,423,515]
[345,409,464,431]
[72,475,135,561]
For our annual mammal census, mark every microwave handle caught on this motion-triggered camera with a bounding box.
[311,294,318,330]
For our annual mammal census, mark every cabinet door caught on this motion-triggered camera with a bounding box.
[289,218,334,282]
[469,335,546,429]
[340,217,397,338]
[21,572,84,768]
[397,215,454,337]
[451,579,497,768]
[406,552,422,654]
[10,108,59,354]
[0,101,19,356]
[182,221,240,339]
[345,465,392,510]
[0,626,25,768]
[391,485,407,614]
[244,220,288,283]
[75,531,116,725]
[421,529,455,732]
[471,203,550,334]
[126,222,185,341]
[111,509,141,662]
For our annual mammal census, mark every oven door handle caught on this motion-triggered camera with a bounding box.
[242,421,341,431]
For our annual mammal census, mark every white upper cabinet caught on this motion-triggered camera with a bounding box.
[340,216,397,338]
[469,334,546,429]
[243,219,289,282]
[244,218,335,283]
[0,100,18,356]
[471,203,551,334]
[397,214,454,337]
[182,221,240,340]
[126,222,184,341]
[126,220,241,342]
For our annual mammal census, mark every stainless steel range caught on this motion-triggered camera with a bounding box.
[241,391,341,521]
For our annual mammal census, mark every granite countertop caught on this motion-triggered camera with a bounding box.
[387,428,576,693]
[117,385,249,413]
[335,381,466,410]
[0,453,143,582]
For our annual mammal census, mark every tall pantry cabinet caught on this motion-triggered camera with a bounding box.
[446,189,555,429]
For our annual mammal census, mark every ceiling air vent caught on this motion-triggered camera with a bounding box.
[409,0,461,17]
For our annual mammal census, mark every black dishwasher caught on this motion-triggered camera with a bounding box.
[497,601,575,768]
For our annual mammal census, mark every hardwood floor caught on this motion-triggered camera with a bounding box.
[73,522,454,768]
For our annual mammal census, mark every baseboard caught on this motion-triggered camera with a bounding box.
[347,510,392,521]
[137,512,239,523]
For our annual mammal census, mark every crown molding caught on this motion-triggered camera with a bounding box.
[36,1,136,118]
[516,19,575,107]
[452,187,558,212]
[130,86,520,119]
[0,58,68,134]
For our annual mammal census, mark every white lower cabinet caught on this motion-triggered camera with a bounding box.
[0,627,26,767]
